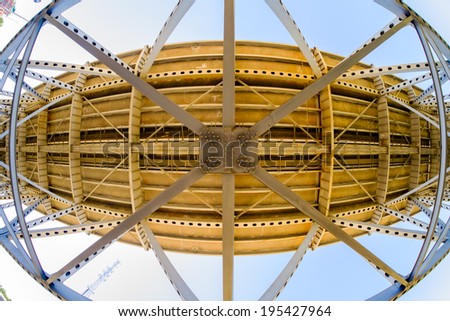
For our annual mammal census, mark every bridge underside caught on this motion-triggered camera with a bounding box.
[1,41,441,254]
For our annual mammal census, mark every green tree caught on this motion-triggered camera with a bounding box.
[0,285,11,301]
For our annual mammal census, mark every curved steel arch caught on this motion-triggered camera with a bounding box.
[0,0,449,301]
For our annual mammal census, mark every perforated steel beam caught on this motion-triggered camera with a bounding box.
[0,207,35,273]
[251,166,407,286]
[17,219,124,239]
[24,205,77,230]
[339,62,441,80]
[0,0,79,61]
[45,13,205,135]
[8,17,46,280]
[142,0,195,74]
[222,0,236,301]
[265,0,322,78]
[251,16,413,136]
[259,224,319,301]
[409,20,448,280]
[23,69,76,92]
[19,60,116,77]
[412,73,448,104]
[46,167,204,285]
[378,205,431,230]
[222,173,235,301]
[380,72,431,95]
[141,223,199,301]
[331,217,442,241]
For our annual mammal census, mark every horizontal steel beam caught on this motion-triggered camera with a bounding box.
[17,60,116,77]
[340,62,441,79]
[19,219,124,239]
[331,217,442,241]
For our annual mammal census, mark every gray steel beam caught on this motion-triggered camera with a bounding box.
[331,217,442,241]
[0,0,80,61]
[412,73,448,104]
[19,219,124,239]
[24,206,77,230]
[265,0,322,78]
[222,173,235,301]
[222,0,236,300]
[8,18,46,280]
[380,72,431,95]
[423,26,450,64]
[378,205,431,231]
[339,62,440,80]
[0,90,13,97]
[251,16,413,136]
[376,0,450,61]
[46,167,204,284]
[412,198,446,231]
[251,166,408,286]
[420,94,450,106]
[367,286,404,301]
[409,21,448,280]
[222,0,235,127]
[1,30,34,91]
[0,208,34,273]
[8,71,46,101]
[141,223,198,301]
[259,223,319,301]
[18,60,116,77]
[421,217,450,275]
[0,235,89,301]
[419,239,450,280]
[9,196,48,231]
[141,0,195,75]
[425,29,450,87]
[368,240,450,301]
[373,0,409,18]
[45,14,205,135]
[23,69,76,92]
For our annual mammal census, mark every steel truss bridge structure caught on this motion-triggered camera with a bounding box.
[0,0,449,301]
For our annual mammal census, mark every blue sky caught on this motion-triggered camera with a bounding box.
[0,0,450,301]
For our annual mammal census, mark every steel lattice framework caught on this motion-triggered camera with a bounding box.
[0,0,449,301]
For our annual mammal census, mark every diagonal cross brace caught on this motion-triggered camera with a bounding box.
[251,166,408,286]
[251,16,413,136]
[46,167,204,285]
[45,14,205,135]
